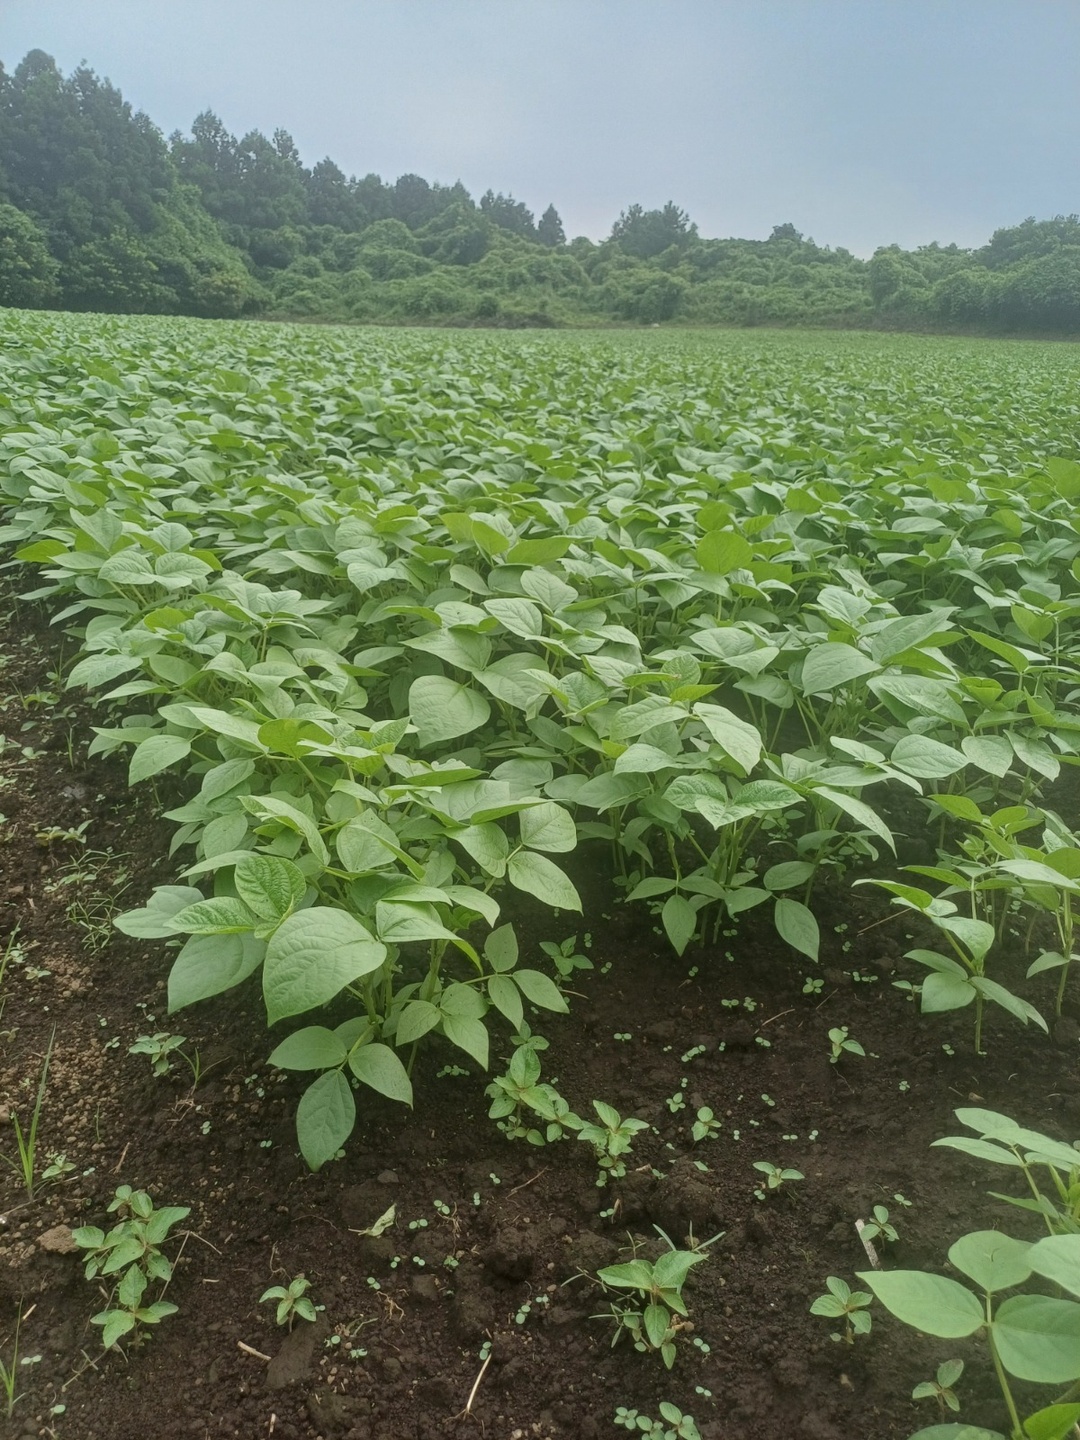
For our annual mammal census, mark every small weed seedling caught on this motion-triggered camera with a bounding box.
[912,1358,963,1418]
[809,1277,872,1343]
[573,1102,649,1186]
[540,934,593,980]
[752,1161,804,1199]
[261,1275,317,1329]
[73,1185,189,1287]
[91,1264,178,1350]
[0,1305,37,1420]
[595,1244,707,1368]
[828,1026,865,1063]
[860,1205,899,1245]
[3,1029,55,1198]
[128,1033,188,1079]
[613,1402,702,1439]
[691,1107,721,1143]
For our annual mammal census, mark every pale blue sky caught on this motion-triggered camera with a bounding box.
[3,1,1077,255]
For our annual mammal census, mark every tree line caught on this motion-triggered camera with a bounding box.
[2,49,1079,334]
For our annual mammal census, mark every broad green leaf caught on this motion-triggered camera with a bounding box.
[269,1025,348,1071]
[1021,1404,1080,1440]
[487,973,523,1029]
[519,801,577,853]
[348,1043,413,1105]
[129,734,191,784]
[234,854,306,921]
[513,968,569,1012]
[993,1294,1080,1383]
[857,1270,984,1337]
[263,908,386,1025]
[296,1070,356,1171]
[801,643,880,694]
[693,704,762,772]
[891,735,967,779]
[506,851,581,911]
[947,1231,1032,1292]
[167,932,264,1011]
[408,675,491,745]
[115,885,204,938]
[662,894,697,956]
[1029,1235,1080,1300]
[696,529,751,574]
[165,897,258,934]
[774,897,820,961]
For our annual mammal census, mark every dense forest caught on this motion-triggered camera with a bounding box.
[2,49,1079,332]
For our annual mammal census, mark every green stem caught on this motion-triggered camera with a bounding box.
[986,1307,1023,1439]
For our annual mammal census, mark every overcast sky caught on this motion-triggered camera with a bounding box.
[3,1,1078,256]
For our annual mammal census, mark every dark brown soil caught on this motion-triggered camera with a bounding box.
[0,590,1077,1440]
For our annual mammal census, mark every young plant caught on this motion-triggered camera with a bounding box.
[91,1263,178,1350]
[933,1107,1080,1236]
[260,1275,317,1329]
[691,1106,721,1143]
[571,1101,649,1186]
[73,1185,189,1285]
[912,1358,964,1418]
[0,1305,35,1421]
[861,1205,899,1244]
[485,1043,576,1145]
[128,1032,188,1078]
[3,1029,55,1199]
[540,934,594,981]
[865,882,1046,1053]
[827,1025,864,1063]
[595,1246,708,1369]
[809,1276,872,1344]
[752,1161,804,1198]
[613,1403,702,1439]
[860,1230,1080,1440]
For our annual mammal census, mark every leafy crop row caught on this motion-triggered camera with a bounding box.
[3,311,1080,1169]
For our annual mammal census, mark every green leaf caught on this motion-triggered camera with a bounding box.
[813,785,896,853]
[440,1012,489,1068]
[165,897,258,934]
[857,1270,984,1337]
[396,999,441,1045]
[693,704,762,772]
[513,968,569,1012]
[947,1231,1032,1292]
[774,897,819,961]
[662,894,697,956]
[269,1025,348,1071]
[234,854,306,921]
[484,923,518,972]
[296,1070,356,1171]
[167,932,265,1011]
[408,675,491,746]
[801,642,880,694]
[961,735,1014,778]
[115,885,204,938]
[263,908,386,1025]
[348,1043,413,1105]
[921,972,976,1012]
[518,801,577,853]
[129,734,191,785]
[1022,1403,1080,1440]
[1029,1235,1080,1300]
[506,851,581,911]
[891,735,967,779]
[993,1294,1080,1383]
[696,529,751,574]
[487,973,524,1029]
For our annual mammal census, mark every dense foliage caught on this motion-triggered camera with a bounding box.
[3,315,1080,1180]
[3,49,1080,332]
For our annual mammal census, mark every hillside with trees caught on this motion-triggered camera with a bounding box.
[2,49,1079,334]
